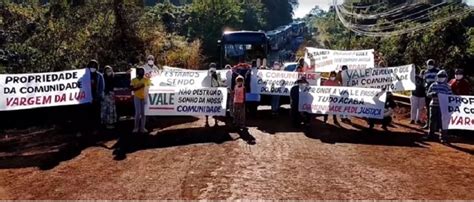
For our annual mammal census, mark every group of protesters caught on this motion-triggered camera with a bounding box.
[79,54,471,144]
[410,59,472,143]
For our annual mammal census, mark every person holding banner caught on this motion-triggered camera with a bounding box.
[271,62,282,116]
[205,63,224,127]
[424,70,452,143]
[449,69,471,95]
[87,59,105,131]
[410,70,426,125]
[246,61,260,118]
[142,55,160,79]
[322,71,341,124]
[367,91,397,131]
[130,68,152,133]
[337,65,351,123]
[296,58,305,73]
[422,59,440,129]
[290,77,309,128]
[101,65,117,129]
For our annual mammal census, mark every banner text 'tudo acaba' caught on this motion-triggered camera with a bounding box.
[299,86,386,119]
[0,69,93,111]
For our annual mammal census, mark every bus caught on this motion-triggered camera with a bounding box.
[218,31,269,68]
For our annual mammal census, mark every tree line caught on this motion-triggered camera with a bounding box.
[0,0,297,73]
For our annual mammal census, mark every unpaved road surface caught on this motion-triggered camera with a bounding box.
[1,111,474,200]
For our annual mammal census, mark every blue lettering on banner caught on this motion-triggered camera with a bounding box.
[176,105,222,113]
[357,107,382,116]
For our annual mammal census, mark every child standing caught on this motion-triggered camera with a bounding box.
[322,71,340,124]
[425,70,452,143]
[130,68,151,133]
[233,76,246,130]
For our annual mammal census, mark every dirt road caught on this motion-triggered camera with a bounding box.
[1,111,473,200]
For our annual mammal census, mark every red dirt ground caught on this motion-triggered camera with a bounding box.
[1,110,473,200]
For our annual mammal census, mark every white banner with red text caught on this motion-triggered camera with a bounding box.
[145,87,228,116]
[251,69,321,96]
[299,86,386,119]
[439,94,474,130]
[305,47,375,72]
[0,69,92,111]
[341,64,416,92]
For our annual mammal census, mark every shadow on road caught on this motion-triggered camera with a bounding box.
[111,125,235,161]
[0,116,198,170]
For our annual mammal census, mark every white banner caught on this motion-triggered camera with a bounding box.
[251,69,321,96]
[439,94,474,130]
[342,65,416,92]
[299,86,386,119]
[146,87,228,116]
[0,69,92,111]
[305,47,375,72]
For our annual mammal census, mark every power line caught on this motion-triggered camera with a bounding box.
[334,0,471,37]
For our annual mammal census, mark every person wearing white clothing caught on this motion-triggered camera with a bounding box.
[410,70,426,125]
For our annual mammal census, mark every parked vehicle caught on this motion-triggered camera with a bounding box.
[113,72,134,117]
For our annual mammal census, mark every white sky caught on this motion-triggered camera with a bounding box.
[294,0,333,18]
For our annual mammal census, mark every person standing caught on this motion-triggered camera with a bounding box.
[245,61,260,118]
[422,59,440,129]
[101,65,117,129]
[449,69,471,95]
[271,62,282,116]
[424,70,452,143]
[233,76,246,130]
[142,55,160,79]
[290,77,308,128]
[130,68,151,133]
[88,60,105,128]
[206,63,224,127]
[296,57,305,73]
[337,65,351,123]
[322,71,340,124]
[410,70,426,125]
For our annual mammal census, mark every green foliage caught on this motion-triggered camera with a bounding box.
[305,2,474,75]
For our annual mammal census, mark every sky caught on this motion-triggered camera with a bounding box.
[294,0,333,19]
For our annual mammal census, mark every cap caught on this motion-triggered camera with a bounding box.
[147,55,155,61]
[455,69,464,75]
[426,59,435,65]
[437,70,447,78]
[236,75,244,82]
[209,63,217,68]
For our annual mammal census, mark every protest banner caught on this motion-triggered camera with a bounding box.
[305,47,375,72]
[146,87,228,116]
[150,68,210,89]
[0,69,92,111]
[439,94,474,130]
[299,86,386,119]
[342,65,416,92]
[251,69,321,96]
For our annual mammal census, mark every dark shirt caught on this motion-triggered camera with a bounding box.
[385,96,397,109]
[412,75,426,97]
[104,75,115,94]
[290,85,299,109]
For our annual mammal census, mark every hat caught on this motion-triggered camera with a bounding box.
[236,75,244,82]
[209,63,217,68]
[426,59,435,66]
[209,67,217,72]
[455,69,464,75]
[147,55,155,61]
[437,70,447,78]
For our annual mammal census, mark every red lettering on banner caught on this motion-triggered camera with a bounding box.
[451,116,474,126]
[6,96,53,107]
